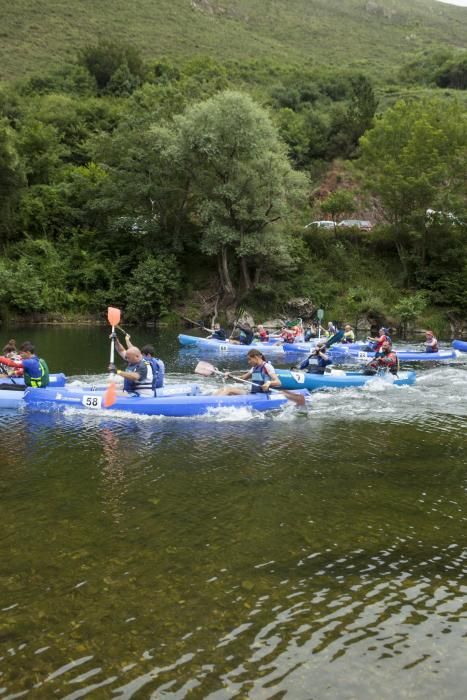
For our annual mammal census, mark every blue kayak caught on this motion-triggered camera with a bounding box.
[0,373,67,410]
[283,341,367,353]
[329,348,457,363]
[277,368,416,391]
[452,340,467,353]
[178,334,285,354]
[23,385,307,416]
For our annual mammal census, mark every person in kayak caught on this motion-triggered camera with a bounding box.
[327,321,337,336]
[364,340,398,375]
[229,321,254,345]
[255,324,269,342]
[299,340,332,375]
[367,327,391,351]
[111,342,155,397]
[114,331,165,389]
[208,323,227,341]
[0,340,21,375]
[216,349,281,395]
[424,331,439,353]
[342,324,355,343]
[0,341,49,387]
[304,323,317,342]
[141,344,165,389]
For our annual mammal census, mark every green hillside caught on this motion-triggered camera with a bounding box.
[1,0,466,81]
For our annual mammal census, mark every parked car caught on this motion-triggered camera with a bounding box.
[338,219,372,231]
[304,220,335,230]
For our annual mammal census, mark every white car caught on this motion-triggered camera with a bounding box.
[304,221,335,229]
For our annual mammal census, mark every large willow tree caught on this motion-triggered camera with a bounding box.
[174,90,308,301]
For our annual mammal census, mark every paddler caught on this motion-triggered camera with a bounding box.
[342,324,356,343]
[215,348,281,395]
[0,340,21,376]
[424,330,439,353]
[0,341,49,387]
[113,330,165,389]
[255,324,269,342]
[110,342,155,397]
[367,327,391,351]
[363,340,398,375]
[208,323,227,341]
[299,339,332,375]
[229,321,254,345]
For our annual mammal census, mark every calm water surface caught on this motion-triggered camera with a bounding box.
[1,327,466,699]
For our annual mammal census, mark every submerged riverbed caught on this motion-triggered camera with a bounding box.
[1,327,466,698]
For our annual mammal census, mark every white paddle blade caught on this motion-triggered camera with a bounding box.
[194,361,218,377]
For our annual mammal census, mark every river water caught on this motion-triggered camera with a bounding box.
[1,326,466,699]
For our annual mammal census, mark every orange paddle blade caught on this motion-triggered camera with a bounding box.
[107,307,121,327]
[103,382,117,408]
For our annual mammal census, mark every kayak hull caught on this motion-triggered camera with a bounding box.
[277,369,416,391]
[330,348,457,363]
[0,373,67,410]
[23,386,307,416]
[178,334,285,354]
[283,341,367,353]
[452,340,467,353]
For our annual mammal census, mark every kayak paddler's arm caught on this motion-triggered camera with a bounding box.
[114,338,127,360]
[0,356,22,368]
[264,371,281,390]
[116,368,141,381]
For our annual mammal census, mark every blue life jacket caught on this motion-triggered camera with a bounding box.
[300,352,331,372]
[317,354,332,369]
[250,362,272,394]
[239,329,254,345]
[212,329,226,341]
[144,356,164,389]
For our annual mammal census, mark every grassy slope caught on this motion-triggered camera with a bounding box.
[0,0,465,81]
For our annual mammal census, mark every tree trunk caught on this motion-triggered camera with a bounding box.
[395,241,409,284]
[218,246,235,299]
[240,257,252,292]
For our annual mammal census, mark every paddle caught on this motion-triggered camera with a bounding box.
[195,360,306,407]
[103,307,121,408]
[316,309,324,339]
[325,330,344,347]
[179,315,213,334]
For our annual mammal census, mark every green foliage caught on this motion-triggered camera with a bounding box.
[357,98,467,286]
[125,255,181,321]
[321,191,356,223]
[174,89,308,296]
[0,119,25,243]
[435,54,467,91]
[393,291,428,335]
[80,39,144,94]
[1,0,466,84]
[0,258,45,313]
[0,18,465,325]
[21,64,97,97]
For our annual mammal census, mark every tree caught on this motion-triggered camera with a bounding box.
[125,256,181,321]
[0,119,25,244]
[321,190,356,226]
[174,90,308,300]
[394,292,427,338]
[80,40,144,93]
[357,98,467,284]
